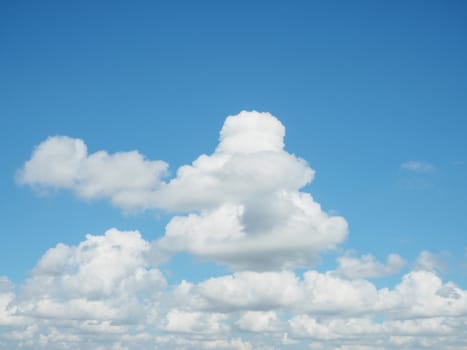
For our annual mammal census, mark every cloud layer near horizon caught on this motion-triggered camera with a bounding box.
[7,111,467,349]
[2,228,467,349]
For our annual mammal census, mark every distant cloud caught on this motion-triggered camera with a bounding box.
[414,250,447,272]
[400,160,434,173]
[3,228,467,349]
[331,252,405,279]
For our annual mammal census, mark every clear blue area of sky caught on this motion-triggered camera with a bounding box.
[1,0,466,285]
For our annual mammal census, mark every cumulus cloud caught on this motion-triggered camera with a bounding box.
[2,230,467,349]
[235,311,280,332]
[153,111,347,270]
[19,111,348,271]
[17,228,166,323]
[156,192,347,270]
[400,160,434,172]
[332,252,405,279]
[17,136,168,210]
[0,277,22,327]
[288,314,466,347]
[10,111,467,349]
[414,250,447,272]
[169,269,467,319]
[163,310,228,334]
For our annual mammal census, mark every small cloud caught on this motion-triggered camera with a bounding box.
[414,251,447,273]
[331,252,405,279]
[400,161,434,173]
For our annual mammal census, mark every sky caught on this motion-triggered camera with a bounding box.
[1,0,467,349]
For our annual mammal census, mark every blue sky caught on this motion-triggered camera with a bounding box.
[1,1,467,349]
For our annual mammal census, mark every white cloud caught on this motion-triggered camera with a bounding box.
[17,136,168,211]
[169,268,467,319]
[154,112,347,270]
[155,335,254,350]
[414,250,446,272]
[235,311,280,332]
[18,228,166,323]
[156,191,347,270]
[175,271,302,312]
[3,231,467,349]
[10,111,467,349]
[332,252,405,279]
[152,111,314,211]
[217,111,285,154]
[289,314,465,345]
[400,160,434,172]
[163,309,228,334]
[0,277,22,326]
[19,112,347,271]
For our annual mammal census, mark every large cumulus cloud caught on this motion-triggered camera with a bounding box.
[10,111,467,349]
[19,111,348,271]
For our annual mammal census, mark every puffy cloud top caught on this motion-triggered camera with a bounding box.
[216,111,285,154]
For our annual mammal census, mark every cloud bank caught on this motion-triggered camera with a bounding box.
[7,111,467,349]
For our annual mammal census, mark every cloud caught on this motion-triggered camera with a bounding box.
[11,111,467,349]
[155,192,347,270]
[170,269,467,319]
[288,315,465,347]
[332,252,405,279]
[152,111,314,211]
[400,160,434,173]
[2,230,467,349]
[153,111,347,270]
[17,228,166,323]
[19,111,348,271]
[163,310,228,334]
[0,277,22,327]
[17,136,168,211]
[235,311,280,332]
[414,250,447,272]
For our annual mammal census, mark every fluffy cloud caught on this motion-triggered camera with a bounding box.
[17,112,311,213]
[17,136,168,210]
[163,310,228,334]
[153,111,347,270]
[235,311,280,332]
[332,252,405,279]
[0,277,22,327]
[11,111,467,349]
[153,111,313,211]
[169,268,467,319]
[289,314,467,348]
[156,192,347,270]
[2,230,467,349]
[17,228,166,323]
[19,111,348,271]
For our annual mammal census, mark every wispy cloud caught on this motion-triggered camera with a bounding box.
[400,160,435,173]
